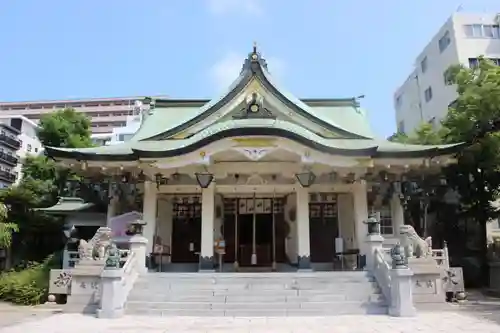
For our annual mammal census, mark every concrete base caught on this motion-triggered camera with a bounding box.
[96,308,124,319]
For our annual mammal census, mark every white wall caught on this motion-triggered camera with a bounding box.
[14,119,43,184]
[395,13,500,133]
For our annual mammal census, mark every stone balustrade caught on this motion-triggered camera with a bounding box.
[96,235,148,318]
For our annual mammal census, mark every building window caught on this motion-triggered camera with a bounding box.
[420,56,428,73]
[468,57,500,68]
[469,58,479,68]
[379,208,393,235]
[424,86,433,102]
[118,133,133,142]
[438,31,451,53]
[27,144,32,152]
[464,24,500,38]
[368,206,393,235]
[34,147,38,153]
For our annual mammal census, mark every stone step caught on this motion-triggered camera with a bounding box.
[125,271,387,316]
[132,280,379,291]
[141,271,373,278]
[137,275,375,283]
[126,300,387,310]
[127,293,385,303]
[124,303,388,317]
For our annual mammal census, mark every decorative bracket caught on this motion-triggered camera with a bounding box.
[233,147,275,161]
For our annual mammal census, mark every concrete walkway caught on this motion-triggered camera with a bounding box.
[0,302,61,329]
[0,312,499,333]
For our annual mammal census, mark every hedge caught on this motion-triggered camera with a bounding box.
[0,252,61,305]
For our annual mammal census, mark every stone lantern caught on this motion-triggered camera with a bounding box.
[364,212,381,236]
[125,219,147,236]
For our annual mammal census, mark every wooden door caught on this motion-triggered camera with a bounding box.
[309,196,338,263]
[170,199,202,263]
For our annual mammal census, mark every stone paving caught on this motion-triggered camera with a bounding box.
[0,312,499,333]
[0,302,61,329]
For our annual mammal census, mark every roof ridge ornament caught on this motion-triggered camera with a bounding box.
[240,42,269,74]
[233,92,275,119]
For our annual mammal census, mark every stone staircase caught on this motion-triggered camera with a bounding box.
[125,271,387,316]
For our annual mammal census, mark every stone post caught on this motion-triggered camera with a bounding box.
[365,234,384,271]
[389,268,416,317]
[129,235,148,274]
[96,269,124,318]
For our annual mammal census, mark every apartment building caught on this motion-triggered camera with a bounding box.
[0,116,42,188]
[394,12,500,134]
[0,95,167,135]
[0,123,20,188]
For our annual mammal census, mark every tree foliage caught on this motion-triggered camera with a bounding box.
[0,204,18,249]
[390,57,500,285]
[37,108,93,148]
[0,108,93,263]
[388,123,446,145]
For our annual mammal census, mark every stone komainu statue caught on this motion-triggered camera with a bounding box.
[105,242,121,269]
[399,225,432,258]
[77,227,113,261]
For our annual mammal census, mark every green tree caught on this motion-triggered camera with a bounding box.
[388,123,445,145]
[441,58,500,284]
[0,109,94,263]
[37,108,93,148]
[389,58,500,285]
[0,204,18,249]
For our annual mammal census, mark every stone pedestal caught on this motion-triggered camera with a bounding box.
[129,235,148,274]
[408,257,445,303]
[65,260,104,313]
[365,234,384,271]
[96,269,124,319]
[389,268,416,317]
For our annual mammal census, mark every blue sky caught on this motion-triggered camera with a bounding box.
[0,0,498,137]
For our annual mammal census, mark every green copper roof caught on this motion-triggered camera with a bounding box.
[44,45,466,162]
[128,45,373,141]
[131,106,200,141]
[45,118,464,161]
[37,197,95,214]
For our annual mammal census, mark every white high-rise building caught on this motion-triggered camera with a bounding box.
[394,12,500,134]
[0,115,42,188]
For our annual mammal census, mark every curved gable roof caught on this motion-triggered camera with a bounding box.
[132,45,372,141]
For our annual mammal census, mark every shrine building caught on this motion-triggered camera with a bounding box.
[45,45,462,272]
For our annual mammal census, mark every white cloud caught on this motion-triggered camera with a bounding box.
[208,52,286,93]
[206,0,263,16]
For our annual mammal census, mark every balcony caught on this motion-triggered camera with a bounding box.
[0,135,21,150]
[0,152,18,166]
[0,170,16,183]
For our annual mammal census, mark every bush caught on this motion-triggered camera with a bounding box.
[0,252,61,305]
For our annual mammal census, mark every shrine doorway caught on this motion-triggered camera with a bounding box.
[170,196,202,263]
[309,193,339,263]
[223,196,286,268]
